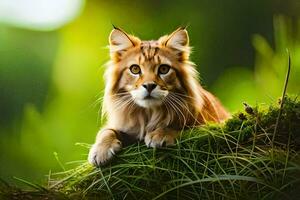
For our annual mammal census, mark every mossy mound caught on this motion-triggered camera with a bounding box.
[1,96,300,200]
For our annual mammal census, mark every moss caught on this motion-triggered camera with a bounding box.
[1,95,300,200]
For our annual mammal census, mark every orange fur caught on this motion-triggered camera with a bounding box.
[88,27,230,166]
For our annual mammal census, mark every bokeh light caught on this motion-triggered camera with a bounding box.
[0,0,85,30]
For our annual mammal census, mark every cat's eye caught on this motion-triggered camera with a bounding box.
[158,64,171,75]
[129,64,141,74]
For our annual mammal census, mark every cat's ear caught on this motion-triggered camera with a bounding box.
[109,27,140,60]
[159,27,190,60]
[159,27,189,50]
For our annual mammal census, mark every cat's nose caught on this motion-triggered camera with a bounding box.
[142,83,157,93]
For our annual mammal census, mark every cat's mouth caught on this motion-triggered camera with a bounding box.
[130,88,168,108]
[143,95,155,100]
[134,95,163,108]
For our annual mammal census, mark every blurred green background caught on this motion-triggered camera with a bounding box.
[0,0,300,186]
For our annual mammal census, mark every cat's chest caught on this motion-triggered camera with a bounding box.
[110,108,169,136]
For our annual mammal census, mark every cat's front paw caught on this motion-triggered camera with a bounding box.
[144,129,177,148]
[88,130,122,166]
[88,139,121,166]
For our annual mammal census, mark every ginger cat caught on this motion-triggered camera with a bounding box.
[88,27,230,166]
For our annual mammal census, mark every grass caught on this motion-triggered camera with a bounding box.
[1,95,300,200]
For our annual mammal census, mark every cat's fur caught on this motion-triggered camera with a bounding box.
[88,27,230,166]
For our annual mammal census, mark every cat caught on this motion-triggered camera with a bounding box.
[88,27,230,166]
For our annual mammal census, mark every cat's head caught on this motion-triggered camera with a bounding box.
[106,27,199,109]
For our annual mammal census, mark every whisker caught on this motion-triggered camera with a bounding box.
[162,99,172,123]
[166,95,187,126]
[171,93,219,123]
[113,98,133,111]
[110,95,133,110]
[169,93,204,124]
[164,97,181,124]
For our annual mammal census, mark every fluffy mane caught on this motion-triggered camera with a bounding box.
[88,27,230,166]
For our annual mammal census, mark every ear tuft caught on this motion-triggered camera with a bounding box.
[112,24,118,29]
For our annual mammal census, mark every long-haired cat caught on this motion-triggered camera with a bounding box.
[88,27,230,166]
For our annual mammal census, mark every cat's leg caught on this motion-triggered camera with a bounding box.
[144,128,179,148]
[88,128,122,166]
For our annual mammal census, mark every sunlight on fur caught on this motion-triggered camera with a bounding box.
[88,27,230,166]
